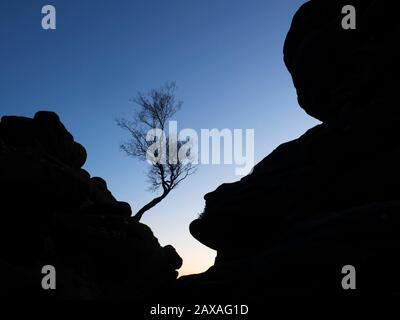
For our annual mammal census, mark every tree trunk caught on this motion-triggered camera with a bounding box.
[133,190,169,221]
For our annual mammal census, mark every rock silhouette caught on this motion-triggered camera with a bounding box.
[0,111,182,299]
[2,0,399,301]
[183,0,400,298]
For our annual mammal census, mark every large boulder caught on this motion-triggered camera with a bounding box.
[183,0,400,298]
[0,111,182,299]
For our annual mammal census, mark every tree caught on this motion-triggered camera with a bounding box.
[117,82,197,221]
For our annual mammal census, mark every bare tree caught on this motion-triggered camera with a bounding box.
[117,82,197,221]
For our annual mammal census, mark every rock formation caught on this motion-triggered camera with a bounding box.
[2,0,399,301]
[0,111,182,299]
[182,0,400,297]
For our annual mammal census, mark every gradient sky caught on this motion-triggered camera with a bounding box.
[0,0,318,276]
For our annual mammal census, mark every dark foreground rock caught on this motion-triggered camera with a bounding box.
[0,111,182,299]
[182,0,400,298]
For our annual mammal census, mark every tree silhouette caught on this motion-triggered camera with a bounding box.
[117,82,197,221]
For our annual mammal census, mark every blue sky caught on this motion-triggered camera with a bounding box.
[0,0,317,275]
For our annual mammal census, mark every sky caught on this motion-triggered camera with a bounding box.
[0,0,318,276]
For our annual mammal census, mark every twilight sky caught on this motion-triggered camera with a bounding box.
[0,0,318,275]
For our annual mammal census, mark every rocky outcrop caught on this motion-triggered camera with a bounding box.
[183,0,400,297]
[0,111,182,299]
[284,0,400,122]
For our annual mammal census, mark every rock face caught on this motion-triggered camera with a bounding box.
[183,0,400,297]
[284,0,400,122]
[0,111,182,299]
